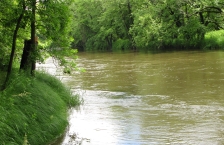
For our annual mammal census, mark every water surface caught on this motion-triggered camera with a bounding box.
[38,51,224,145]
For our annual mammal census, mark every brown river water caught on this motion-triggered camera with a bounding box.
[38,51,224,145]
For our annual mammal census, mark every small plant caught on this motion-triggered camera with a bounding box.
[23,134,29,145]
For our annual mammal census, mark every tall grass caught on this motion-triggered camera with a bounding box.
[0,71,80,145]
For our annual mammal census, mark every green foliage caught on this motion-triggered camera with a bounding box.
[50,48,79,74]
[72,0,135,51]
[0,0,28,68]
[0,71,80,144]
[38,0,74,49]
[130,3,163,50]
[112,38,131,51]
[71,0,224,51]
[0,0,76,76]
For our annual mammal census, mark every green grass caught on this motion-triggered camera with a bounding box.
[0,71,6,88]
[0,71,80,145]
[203,30,224,49]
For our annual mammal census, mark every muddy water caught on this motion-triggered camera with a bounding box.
[38,51,224,145]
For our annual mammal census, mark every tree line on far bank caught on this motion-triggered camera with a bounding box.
[71,0,224,52]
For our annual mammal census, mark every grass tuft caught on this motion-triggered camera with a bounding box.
[0,71,80,145]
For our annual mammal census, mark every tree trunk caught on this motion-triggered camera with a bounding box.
[127,0,136,51]
[30,0,36,76]
[20,40,32,70]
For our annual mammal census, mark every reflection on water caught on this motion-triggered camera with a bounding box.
[38,51,224,145]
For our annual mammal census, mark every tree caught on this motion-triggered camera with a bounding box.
[1,0,28,89]
[1,0,76,89]
[130,0,224,50]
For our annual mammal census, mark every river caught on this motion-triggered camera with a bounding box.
[38,51,224,145]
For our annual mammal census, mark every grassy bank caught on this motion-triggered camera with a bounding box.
[0,71,80,145]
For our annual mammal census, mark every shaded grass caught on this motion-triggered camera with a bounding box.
[0,71,6,89]
[0,71,80,145]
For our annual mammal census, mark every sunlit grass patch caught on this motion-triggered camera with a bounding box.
[204,30,224,49]
[0,71,80,145]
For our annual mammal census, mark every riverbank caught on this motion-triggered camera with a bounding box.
[0,71,80,144]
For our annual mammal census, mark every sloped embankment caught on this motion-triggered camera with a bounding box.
[0,71,79,145]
